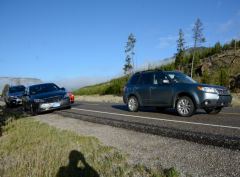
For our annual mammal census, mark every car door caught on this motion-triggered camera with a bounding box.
[22,88,31,109]
[150,72,174,106]
[135,72,153,106]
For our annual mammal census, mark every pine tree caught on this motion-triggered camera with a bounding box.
[191,18,205,77]
[175,29,185,71]
[123,33,136,74]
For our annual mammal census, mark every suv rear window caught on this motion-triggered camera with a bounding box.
[139,72,153,85]
[30,84,59,95]
[129,73,140,84]
[9,86,25,93]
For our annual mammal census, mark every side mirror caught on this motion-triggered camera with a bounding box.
[60,87,66,91]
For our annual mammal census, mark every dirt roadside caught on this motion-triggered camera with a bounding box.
[35,113,240,177]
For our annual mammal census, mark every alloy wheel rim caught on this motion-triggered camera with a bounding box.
[128,98,136,111]
[177,99,191,115]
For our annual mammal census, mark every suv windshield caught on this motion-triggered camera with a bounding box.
[29,84,59,95]
[9,86,25,93]
[166,72,197,84]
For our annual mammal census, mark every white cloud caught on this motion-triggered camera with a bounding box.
[219,19,235,33]
[156,35,177,49]
[218,11,240,33]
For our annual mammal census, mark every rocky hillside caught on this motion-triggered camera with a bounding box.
[0,77,42,93]
[194,49,240,90]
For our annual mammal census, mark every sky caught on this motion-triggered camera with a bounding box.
[0,0,240,88]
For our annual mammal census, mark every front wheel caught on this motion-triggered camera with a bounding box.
[30,104,38,116]
[204,107,222,114]
[127,96,139,112]
[176,96,195,117]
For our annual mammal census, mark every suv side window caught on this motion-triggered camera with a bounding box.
[154,72,169,85]
[139,72,153,85]
[129,73,140,85]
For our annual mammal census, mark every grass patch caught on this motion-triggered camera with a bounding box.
[0,118,179,177]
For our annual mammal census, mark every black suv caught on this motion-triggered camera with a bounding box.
[2,85,26,107]
[123,70,232,116]
[22,83,71,115]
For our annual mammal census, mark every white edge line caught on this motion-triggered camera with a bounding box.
[71,108,240,130]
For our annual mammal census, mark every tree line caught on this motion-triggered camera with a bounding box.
[122,18,240,80]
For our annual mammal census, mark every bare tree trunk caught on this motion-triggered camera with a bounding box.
[191,52,195,78]
[235,40,237,56]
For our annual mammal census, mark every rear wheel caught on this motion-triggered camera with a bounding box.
[204,107,222,114]
[176,96,195,117]
[127,96,139,112]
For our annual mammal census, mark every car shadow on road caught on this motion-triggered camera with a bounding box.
[56,150,99,177]
[111,104,206,116]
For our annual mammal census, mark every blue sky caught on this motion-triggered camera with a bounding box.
[0,0,240,85]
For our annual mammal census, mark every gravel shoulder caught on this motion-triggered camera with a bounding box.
[35,113,240,177]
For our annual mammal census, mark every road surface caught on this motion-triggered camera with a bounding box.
[58,101,240,149]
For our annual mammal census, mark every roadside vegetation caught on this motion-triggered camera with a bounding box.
[74,39,240,96]
[0,107,179,177]
[74,76,129,96]
[74,18,240,96]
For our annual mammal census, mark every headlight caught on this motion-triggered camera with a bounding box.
[34,99,45,103]
[197,86,218,94]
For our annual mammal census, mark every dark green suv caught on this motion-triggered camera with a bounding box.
[123,70,232,117]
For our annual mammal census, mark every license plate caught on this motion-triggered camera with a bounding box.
[40,102,60,109]
[52,102,60,108]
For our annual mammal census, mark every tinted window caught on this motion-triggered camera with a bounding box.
[166,72,197,84]
[9,86,25,93]
[139,73,153,85]
[153,73,169,85]
[129,74,140,84]
[29,84,59,95]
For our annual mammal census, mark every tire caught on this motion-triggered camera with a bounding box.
[204,107,222,114]
[176,96,195,117]
[127,96,139,112]
[30,104,37,116]
[23,104,28,112]
[65,105,71,109]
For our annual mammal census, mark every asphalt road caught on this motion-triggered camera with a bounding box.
[58,101,240,149]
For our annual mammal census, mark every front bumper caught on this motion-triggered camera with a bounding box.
[35,98,71,113]
[200,93,232,108]
[8,98,22,105]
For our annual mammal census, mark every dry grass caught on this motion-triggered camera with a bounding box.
[232,93,240,107]
[0,117,179,177]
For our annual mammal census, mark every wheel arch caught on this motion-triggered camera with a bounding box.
[127,93,142,106]
[173,92,199,109]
